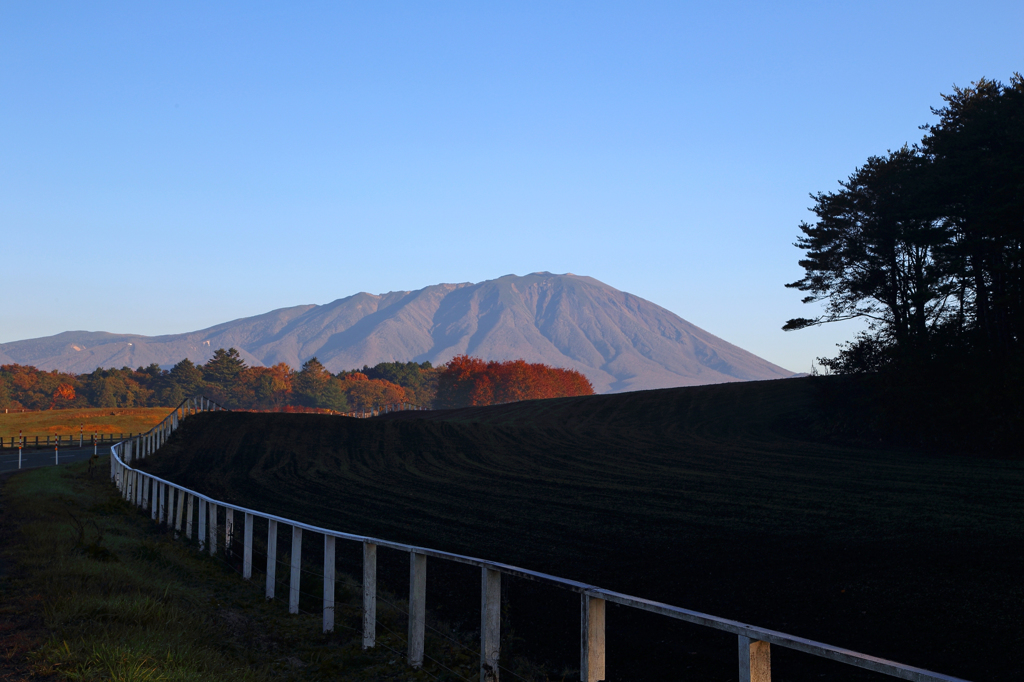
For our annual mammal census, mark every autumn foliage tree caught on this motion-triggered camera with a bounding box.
[49,383,76,409]
[435,356,594,409]
[0,365,85,410]
[336,372,407,411]
[0,352,437,412]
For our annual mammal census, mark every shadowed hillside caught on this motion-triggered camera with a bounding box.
[139,377,1023,681]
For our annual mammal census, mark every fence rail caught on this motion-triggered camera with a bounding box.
[109,396,971,682]
[343,401,427,418]
[1,433,132,450]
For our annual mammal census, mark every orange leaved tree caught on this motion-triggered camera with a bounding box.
[435,356,594,409]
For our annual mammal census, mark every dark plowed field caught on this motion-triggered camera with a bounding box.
[139,377,1023,681]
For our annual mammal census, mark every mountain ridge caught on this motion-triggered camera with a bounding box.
[0,273,794,393]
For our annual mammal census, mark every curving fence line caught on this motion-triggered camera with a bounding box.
[110,397,970,682]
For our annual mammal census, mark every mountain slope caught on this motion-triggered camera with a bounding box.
[0,273,793,392]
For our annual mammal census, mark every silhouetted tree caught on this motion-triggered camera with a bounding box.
[787,75,1024,370]
[921,75,1024,356]
[784,147,954,366]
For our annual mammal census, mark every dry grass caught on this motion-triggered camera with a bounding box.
[0,407,171,439]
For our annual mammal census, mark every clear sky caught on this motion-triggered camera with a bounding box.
[2,2,1021,373]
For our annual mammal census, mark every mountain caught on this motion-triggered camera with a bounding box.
[0,273,794,393]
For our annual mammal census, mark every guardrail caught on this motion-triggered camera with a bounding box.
[110,397,970,682]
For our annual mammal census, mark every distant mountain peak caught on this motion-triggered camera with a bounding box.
[0,274,794,392]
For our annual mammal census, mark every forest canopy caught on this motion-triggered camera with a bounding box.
[0,352,594,412]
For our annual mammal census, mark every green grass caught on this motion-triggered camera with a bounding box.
[0,407,172,440]
[0,460,492,681]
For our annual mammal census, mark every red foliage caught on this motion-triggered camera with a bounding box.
[49,383,76,410]
[435,356,594,409]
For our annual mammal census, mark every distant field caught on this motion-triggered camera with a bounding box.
[0,407,171,440]
[140,378,1023,682]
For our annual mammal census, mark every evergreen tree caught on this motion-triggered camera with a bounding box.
[168,358,204,395]
[204,348,247,386]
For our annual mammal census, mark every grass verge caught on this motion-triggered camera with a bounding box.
[0,459,491,682]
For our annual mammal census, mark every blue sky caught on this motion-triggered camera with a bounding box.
[2,2,1021,373]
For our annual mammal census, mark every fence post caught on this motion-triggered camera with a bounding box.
[226,508,234,550]
[289,526,303,614]
[243,513,253,580]
[481,568,501,682]
[408,552,426,668]
[266,520,278,600]
[738,636,771,682]
[142,474,150,510]
[198,499,207,550]
[323,535,335,633]
[156,481,163,521]
[363,542,377,649]
[581,596,605,682]
[185,493,194,536]
[175,489,185,535]
[209,503,218,556]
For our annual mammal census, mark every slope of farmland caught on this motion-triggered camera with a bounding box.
[139,377,1024,682]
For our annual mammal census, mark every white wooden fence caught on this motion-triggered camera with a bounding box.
[344,402,427,418]
[110,397,971,682]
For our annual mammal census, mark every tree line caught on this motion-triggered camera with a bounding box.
[786,75,1022,372]
[0,350,594,412]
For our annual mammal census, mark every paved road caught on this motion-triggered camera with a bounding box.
[0,446,106,474]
